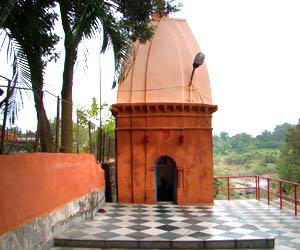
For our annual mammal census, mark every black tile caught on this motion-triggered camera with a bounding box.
[110,204,127,208]
[175,209,193,214]
[214,225,235,231]
[181,219,200,225]
[185,225,207,232]
[188,231,211,240]
[128,224,149,231]
[155,219,176,224]
[126,231,151,239]
[131,209,147,213]
[107,213,124,217]
[195,206,213,210]
[156,213,172,218]
[101,218,122,223]
[156,225,179,232]
[130,213,148,218]
[130,218,149,224]
[159,232,181,240]
[154,209,171,213]
[99,224,120,231]
[96,231,120,239]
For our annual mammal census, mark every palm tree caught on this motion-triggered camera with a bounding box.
[58,0,181,152]
[0,0,16,27]
[1,0,59,152]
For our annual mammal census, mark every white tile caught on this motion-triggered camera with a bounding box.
[196,221,218,227]
[110,227,136,235]
[169,221,190,228]
[173,235,198,241]
[140,228,166,236]
[115,221,135,227]
[141,221,164,228]
[223,221,245,227]
[200,228,225,236]
[230,228,255,235]
[167,216,186,222]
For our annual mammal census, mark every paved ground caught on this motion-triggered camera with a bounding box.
[53,199,300,249]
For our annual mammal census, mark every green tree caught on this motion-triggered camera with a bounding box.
[230,133,254,153]
[58,0,181,153]
[1,0,59,152]
[255,130,273,148]
[76,98,105,151]
[272,123,293,148]
[277,124,300,182]
[213,132,231,155]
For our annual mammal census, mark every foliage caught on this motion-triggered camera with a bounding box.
[75,97,115,155]
[0,0,16,27]
[214,123,292,157]
[277,124,300,183]
[58,0,181,152]
[1,0,59,152]
[214,123,293,177]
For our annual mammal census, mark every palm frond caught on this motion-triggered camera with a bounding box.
[0,28,31,124]
[101,12,131,88]
[70,0,132,88]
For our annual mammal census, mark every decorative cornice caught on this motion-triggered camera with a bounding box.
[111,103,218,116]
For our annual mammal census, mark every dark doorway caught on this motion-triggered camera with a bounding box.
[155,156,176,202]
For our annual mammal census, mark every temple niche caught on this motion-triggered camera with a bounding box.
[111,15,217,205]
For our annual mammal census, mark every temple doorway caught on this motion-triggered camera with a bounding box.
[155,156,176,203]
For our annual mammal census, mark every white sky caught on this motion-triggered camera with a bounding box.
[1,0,300,136]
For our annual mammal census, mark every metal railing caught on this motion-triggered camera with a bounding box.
[214,175,300,215]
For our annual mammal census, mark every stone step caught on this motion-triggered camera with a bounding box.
[53,247,274,250]
[53,237,274,249]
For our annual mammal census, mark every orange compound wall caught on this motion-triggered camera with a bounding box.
[0,153,104,235]
[0,132,19,141]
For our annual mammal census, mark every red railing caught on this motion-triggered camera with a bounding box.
[214,175,300,215]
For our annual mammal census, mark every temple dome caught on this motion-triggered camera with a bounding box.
[117,17,212,104]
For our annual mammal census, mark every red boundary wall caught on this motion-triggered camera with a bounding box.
[0,153,104,235]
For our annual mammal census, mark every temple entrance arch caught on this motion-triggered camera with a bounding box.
[155,156,177,203]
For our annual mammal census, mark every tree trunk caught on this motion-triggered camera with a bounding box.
[60,46,75,153]
[30,55,54,152]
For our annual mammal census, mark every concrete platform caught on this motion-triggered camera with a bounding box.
[53,200,280,249]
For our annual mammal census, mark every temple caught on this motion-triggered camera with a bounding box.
[112,16,218,205]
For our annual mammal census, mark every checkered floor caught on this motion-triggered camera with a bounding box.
[54,199,297,249]
[216,200,300,249]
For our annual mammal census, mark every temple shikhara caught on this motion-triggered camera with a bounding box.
[112,15,218,205]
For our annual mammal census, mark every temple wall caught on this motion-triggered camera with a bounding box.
[113,103,217,205]
[0,153,105,250]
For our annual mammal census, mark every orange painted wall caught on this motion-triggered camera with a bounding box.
[112,103,217,205]
[0,132,18,141]
[0,153,104,235]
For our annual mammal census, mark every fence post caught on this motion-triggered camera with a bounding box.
[294,185,298,216]
[267,177,270,205]
[279,180,283,210]
[227,177,230,201]
[256,176,260,201]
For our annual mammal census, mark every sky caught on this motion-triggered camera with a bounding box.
[1,0,300,136]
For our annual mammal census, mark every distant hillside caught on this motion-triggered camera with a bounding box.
[213,123,294,177]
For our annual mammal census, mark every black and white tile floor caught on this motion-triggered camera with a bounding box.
[53,200,300,249]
